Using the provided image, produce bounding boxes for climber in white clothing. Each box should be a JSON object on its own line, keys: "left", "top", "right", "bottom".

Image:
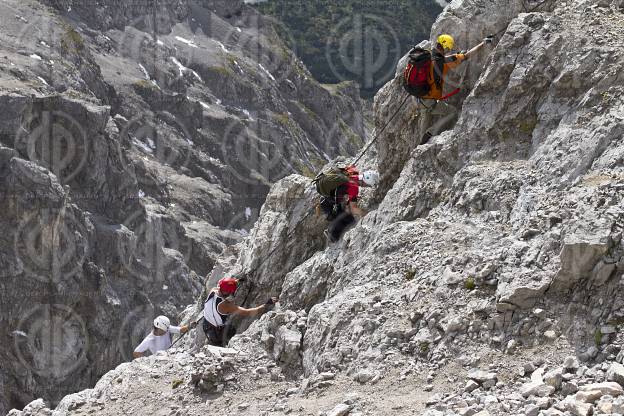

{"left": 132, "top": 315, "right": 193, "bottom": 358}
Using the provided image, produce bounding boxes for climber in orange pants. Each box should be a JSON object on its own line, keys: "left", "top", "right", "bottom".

{"left": 403, "top": 33, "right": 494, "bottom": 144}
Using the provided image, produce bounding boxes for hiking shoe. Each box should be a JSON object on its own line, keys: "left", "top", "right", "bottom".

{"left": 420, "top": 131, "right": 433, "bottom": 145}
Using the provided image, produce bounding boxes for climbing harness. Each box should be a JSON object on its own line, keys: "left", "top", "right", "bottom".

{"left": 441, "top": 88, "right": 461, "bottom": 100}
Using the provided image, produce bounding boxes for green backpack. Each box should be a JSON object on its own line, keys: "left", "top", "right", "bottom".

{"left": 313, "top": 167, "right": 351, "bottom": 197}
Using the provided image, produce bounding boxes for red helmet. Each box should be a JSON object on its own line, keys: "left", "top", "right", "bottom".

{"left": 218, "top": 277, "right": 238, "bottom": 295}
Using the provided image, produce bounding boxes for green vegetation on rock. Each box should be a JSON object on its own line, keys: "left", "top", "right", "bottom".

{"left": 210, "top": 65, "right": 233, "bottom": 77}
{"left": 339, "top": 120, "right": 363, "bottom": 147}
{"left": 254, "top": 0, "right": 441, "bottom": 97}
{"left": 274, "top": 112, "right": 290, "bottom": 126}
{"left": 594, "top": 328, "right": 603, "bottom": 346}
{"left": 404, "top": 268, "right": 417, "bottom": 281}
{"left": 60, "top": 27, "right": 85, "bottom": 55}
{"left": 464, "top": 277, "right": 476, "bottom": 290}
{"left": 295, "top": 161, "right": 317, "bottom": 179}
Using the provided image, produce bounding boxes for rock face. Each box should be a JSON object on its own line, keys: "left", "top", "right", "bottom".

{"left": 0, "top": 0, "right": 363, "bottom": 413}
{"left": 6, "top": 0, "right": 624, "bottom": 414}
{"left": 208, "top": 0, "right": 624, "bottom": 401}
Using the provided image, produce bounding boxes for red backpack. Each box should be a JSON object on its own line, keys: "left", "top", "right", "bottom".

{"left": 402, "top": 47, "right": 444, "bottom": 97}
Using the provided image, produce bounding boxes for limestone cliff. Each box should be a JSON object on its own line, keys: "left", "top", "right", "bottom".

{"left": 7, "top": 0, "right": 624, "bottom": 415}
{"left": 0, "top": 0, "right": 363, "bottom": 412}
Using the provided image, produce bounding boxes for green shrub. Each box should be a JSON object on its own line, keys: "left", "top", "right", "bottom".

{"left": 132, "top": 80, "right": 158, "bottom": 93}
{"left": 254, "top": 0, "right": 442, "bottom": 97}
{"left": 518, "top": 116, "right": 537, "bottom": 134}
{"left": 274, "top": 112, "right": 290, "bottom": 126}
{"left": 210, "top": 66, "right": 232, "bottom": 77}
{"left": 339, "top": 120, "right": 363, "bottom": 147}
{"left": 404, "top": 268, "right": 417, "bottom": 281}
{"left": 60, "top": 27, "right": 85, "bottom": 54}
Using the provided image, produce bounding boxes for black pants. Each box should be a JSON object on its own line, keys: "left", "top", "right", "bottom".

{"left": 320, "top": 198, "right": 356, "bottom": 241}
{"left": 202, "top": 318, "right": 236, "bottom": 347}
{"left": 202, "top": 318, "right": 225, "bottom": 347}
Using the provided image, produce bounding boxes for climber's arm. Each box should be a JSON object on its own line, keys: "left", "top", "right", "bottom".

{"left": 218, "top": 298, "right": 278, "bottom": 317}
{"left": 446, "top": 36, "right": 494, "bottom": 69}
{"left": 132, "top": 336, "right": 150, "bottom": 359}
{"left": 464, "top": 42, "right": 486, "bottom": 59}
{"left": 465, "top": 36, "right": 494, "bottom": 60}
{"left": 444, "top": 53, "right": 467, "bottom": 70}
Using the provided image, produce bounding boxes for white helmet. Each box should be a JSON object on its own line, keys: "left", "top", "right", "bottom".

{"left": 359, "top": 170, "right": 380, "bottom": 187}
{"left": 153, "top": 315, "right": 170, "bottom": 332}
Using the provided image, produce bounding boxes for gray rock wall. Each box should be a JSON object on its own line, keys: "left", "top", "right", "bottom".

{"left": 5, "top": 0, "right": 624, "bottom": 414}
{"left": 0, "top": 0, "right": 364, "bottom": 412}
{"left": 215, "top": 0, "right": 624, "bottom": 385}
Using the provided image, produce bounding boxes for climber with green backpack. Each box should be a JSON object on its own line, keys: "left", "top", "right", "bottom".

{"left": 313, "top": 165, "right": 380, "bottom": 243}
{"left": 403, "top": 33, "right": 495, "bottom": 144}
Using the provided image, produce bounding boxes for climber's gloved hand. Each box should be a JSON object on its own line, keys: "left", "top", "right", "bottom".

{"left": 484, "top": 35, "right": 495, "bottom": 44}
{"left": 189, "top": 320, "right": 199, "bottom": 329}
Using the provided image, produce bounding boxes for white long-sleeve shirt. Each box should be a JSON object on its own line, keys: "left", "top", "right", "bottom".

{"left": 134, "top": 326, "right": 181, "bottom": 355}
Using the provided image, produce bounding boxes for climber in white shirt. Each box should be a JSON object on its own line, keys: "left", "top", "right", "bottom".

{"left": 132, "top": 315, "right": 192, "bottom": 358}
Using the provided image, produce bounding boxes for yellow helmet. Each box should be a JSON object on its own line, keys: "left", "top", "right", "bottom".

{"left": 437, "top": 34, "right": 455, "bottom": 51}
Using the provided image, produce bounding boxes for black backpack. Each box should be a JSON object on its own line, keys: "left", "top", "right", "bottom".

{"left": 313, "top": 167, "right": 357, "bottom": 220}
{"left": 312, "top": 167, "right": 353, "bottom": 197}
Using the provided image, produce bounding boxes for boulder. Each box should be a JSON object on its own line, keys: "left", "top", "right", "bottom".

{"left": 613, "top": 396, "right": 624, "bottom": 413}
{"left": 578, "top": 382, "right": 624, "bottom": 397}
{"left": 465, "top": 380, "right": 480, "bottom": 393}
{"left": 273, "top": 326, "right": 302, "bottom": 369}
{"left": 544, "top": 368, "right": 563, "bottom": 390}
{"left": 327, "top": 404, "right": 353, "bottom": 416}
{"left": 562, "top": 396, "right": 594, "bottom": 416}
{"left": 607, "top": 363, "right": 624, "bottom": 386}
{"left": 564, "top": 356, "right": 580, "bottom": 372}
{"left": 575, "top": 390, "right": 604, "bottom": 403}
{"left": 554, "top": 227, "right": 611, "bottom": 288}
{"left": 467, "top": 369, "right": 498, "bottom": 385}
{"left": 521, "top": 381, "right": 555, "bottom": 398}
